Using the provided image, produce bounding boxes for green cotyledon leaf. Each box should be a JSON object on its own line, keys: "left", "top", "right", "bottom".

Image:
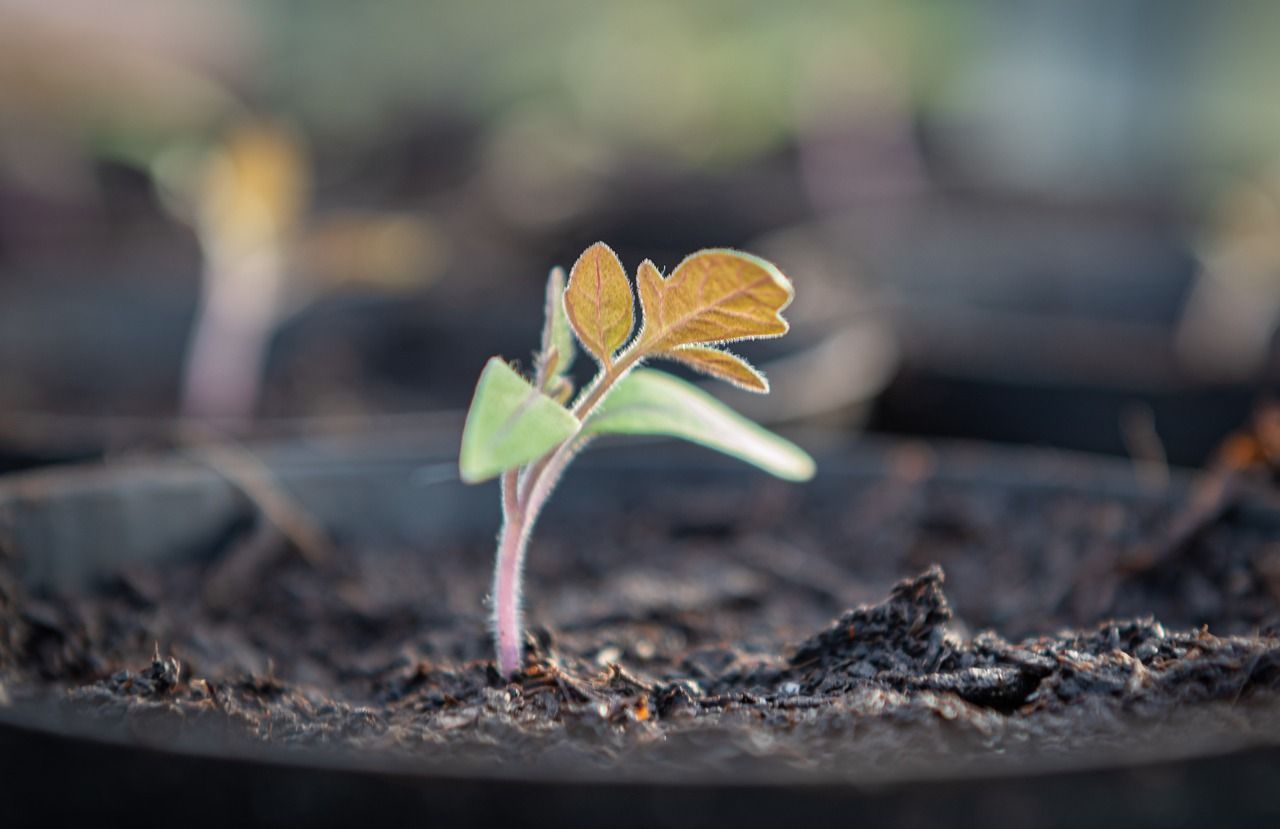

{"left": 582, "top": 368, "right": 815, "bottom": 481}
{"left": 459, "top": 357, "right": 580, "bottom": 483}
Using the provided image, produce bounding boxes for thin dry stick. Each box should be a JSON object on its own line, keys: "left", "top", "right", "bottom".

{"left": 1120, "top": 403, "right": 1170, "bottom": 491}
{"left": 181, "top": 426, "right": 337, "bottom": 570}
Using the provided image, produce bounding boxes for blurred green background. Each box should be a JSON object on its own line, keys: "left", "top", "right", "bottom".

{"left": 2, "top": 0, "right": 1279, "bottom": 467}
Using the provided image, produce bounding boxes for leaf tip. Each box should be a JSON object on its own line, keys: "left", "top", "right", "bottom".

{"left": 457, "top": 456, "right": 488, "bottom": 485}
{"left": 580, "top": 240, "right": 616, "bottom": 259}
{"left": 457, "top": 437, "right": 493, "bottom": 484}
{"left": 780, "top": 448, "right": 817, "bottom": 482}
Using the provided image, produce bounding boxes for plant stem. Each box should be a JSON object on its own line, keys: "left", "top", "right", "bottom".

{"left": 515, "top": 346, "right": 642, "bottom": 506}
{"left": 181, "top": 241, "right": 285, "bottom": 421}
{"left": 492, "top": 516, "right": 530, "bottom": 677}
{"left": 491, "top": 346, "right": 644, "bottom": 677}
{"left": 493, "top": 469, "right": 527, "bottom": 677}
{"left": 570, "top": 346, "right": 643, "bottom": 420}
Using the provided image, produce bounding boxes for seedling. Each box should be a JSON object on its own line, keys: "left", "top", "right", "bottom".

{"left": 459, "top": 242, "right": 815, "bottom": 677}
{"left": 158, "top": 118, "right": 441, "bottom": 421}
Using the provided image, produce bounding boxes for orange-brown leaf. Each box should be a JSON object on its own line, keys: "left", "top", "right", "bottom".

{"left": 636, "top": 250, "right": 793, "bottom": 353}
{"left": 565, "top": 242, "right": 635, "bottom": 366}
{"left": 662, "top": 346, "right": 768, "bottom": 393}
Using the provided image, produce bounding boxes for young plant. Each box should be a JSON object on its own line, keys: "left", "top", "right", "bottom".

{"left": 459, "top": 242, "right": 816, "bottom": 677}
{"left": 160, "top": 118, "right": 441, "bottom": 421}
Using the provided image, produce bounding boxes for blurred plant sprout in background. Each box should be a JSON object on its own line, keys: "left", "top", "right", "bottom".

{"left": 167, "top": 120, "right": 308, "bottom": 420}
{"left": 156, "top": 120, "right": 443, "bottom": 420}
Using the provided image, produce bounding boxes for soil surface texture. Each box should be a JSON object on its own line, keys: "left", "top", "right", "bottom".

{"left": 3, "top": 446, "right": 1280, "bottom": 779}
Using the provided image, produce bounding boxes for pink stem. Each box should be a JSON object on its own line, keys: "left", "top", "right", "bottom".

{"left": 492, "top": 509, "right": 529, "bottom": 678}
{"left": 491, "top": 344, "right": 644, "bottom": 677}
{"left": 493, "top": 469, "right": 527, "bottom": 677}
{"left": 181, "top": 242, "right": 285, "bottom": 421}
{"left": 180, "top": 299, "right": 270, "bottom": 421}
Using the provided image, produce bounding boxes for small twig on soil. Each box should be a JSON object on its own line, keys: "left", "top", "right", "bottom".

{"left": 1124, "top": 469, "right": 1244, "bottom": 576}
{"left": 1120, "top": 403, "right": 1170, "bottom": 491}
{"left": 178, "top": 426, "right": 338, "bottom": 609}
{"left": 1065, "top": 401, "right": 1280, "bottom": 622}
{"left": 181, "top": 427, "right": 337, "bottom": 570}
{"left": 199, "top": 518, "right": 293, "bottom": 609}
{"left": 1067, "top": 468, "right": 1244, "bottom": 622}
{"left": 1119, "top": 400, "right": 1280, "bottom": 583}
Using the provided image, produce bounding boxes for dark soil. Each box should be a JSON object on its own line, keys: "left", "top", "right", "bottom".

{"left": 2, "top": 445, "right": 1280, "bottom": 780}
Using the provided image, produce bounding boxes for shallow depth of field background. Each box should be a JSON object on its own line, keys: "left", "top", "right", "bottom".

{"left": 2, "top": 0, "right": 1279, "bottom": 469}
